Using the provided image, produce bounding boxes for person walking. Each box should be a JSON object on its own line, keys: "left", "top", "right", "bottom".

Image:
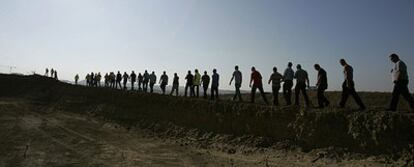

{"left": 54, "top": 70, "right": 58, "bottom": 80}
{"left": 138, "top": 73, "right": 143, "bottom": 91}
{"left": 387, "top": 53, "right": 414, "bottom": 112}
{"left": 159, "top": 71, "right": 169, "bottom": 95}
{"left": 184, "top": 70, "right": 194, "bottom": 97}
{"left": 51, "top": 68, "right": 55, "bottom": 78}
{"left": 170, "top": 73, "right": 179, "bottom": 96}
{"left": 339, "top": 59, "right": 366, "bottom": 110}
{"left": 96, "top": 72, "right": 102, "bottom": 87}
{"left": 314, "top": 64, "right": 330, "bottom": 108}
{"left": 116, "top": 71, "right": 122, "bottom": 89}
{"left": 211, "top": 69, "right": 219, "bottom": 100}
{"left": 201, "top": 71, "right": 210, "bottom": 99}
{"left": 104, "top": 73, "right": 109, "bottom": 87}
{"left": 130, "top": 71, "right": 137, "bottom": 90}
{"left": 123, "top": 72, "right": 129, "bottom": 90}
{"left": 75, "top": 74, "right": 79, "bottom": 85}
{"left": 283, "top": 62, "right": 294, "bottom": 105}
{"left": 294, "top": 64, "right": 310, "bottom": 107}
{"left": 250, "top": 67, "right": 268, "bottom": 104}
{"left": 45, "top": 68, "right": 49, "bottom": 77}
{"left": 193, "top": 69, "right": 201, "bottom": 97}
{"left": 268, "top": 67, "right": 283, "bottom": 106}
{"left": 143, "top": 70, "right": 150, "bottom": 92}
{"left": 149, "top": 71, "right": 157, "bottom": 93}
{"left": 229, "top": 65, "right": 243, "bottom": 102}
{"left": 110, "top": 72, "right": 116, "bottom": 88}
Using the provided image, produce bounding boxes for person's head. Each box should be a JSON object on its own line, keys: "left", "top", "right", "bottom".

{"left": 195, "top": 69, "right": 198, "bottom": 73}
{"left": 251, "top": 66, "right": 256, "bottom": 72}
{"left": 132, "top": 71, "right": 135, "bottom": 73}
{"left": 273, "top": 67, "right": 277, "bottom": 73}
{"left": 152, "top": 71, "right": 155, "bottom": 74}
{"left": 145, "top": 70, "right": 148, "bottom": 73}
{"left": 296, "top": 64, "right": 302, "bottom": 70}
{"left": 174, "top": 73, "right": 177, "bottom": 76}
{"left": 117, "top": 71, "right": 120, "bottom": 73}
{"left": 314, "top": 64, "right": 321, "bottom": 71}
{"left": 213, "top": 69, "right": 217, "bottom": 74}
{"left": 188, "top": 70, "right": 191, "bottom": 74}
{"left": 204, "top": 71, "right": 207, "bottom": 75}
{"left": 339, "top": 59, "right": 347, "bottom": 66}
{"left": 235, "top": 65, "right": 239, "bottom": 70}
{"left": 288, "top": 62, "right": 293, "bottom": 68}
{"left": 389, "top": 53, "right": 400, "bottom": 63}
{"left": 163, "top": 71, "right": 166, "bottom": 75}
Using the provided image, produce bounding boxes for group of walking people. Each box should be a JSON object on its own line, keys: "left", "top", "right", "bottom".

{"left": 44, "top": 68, "right": 58, "bottom": 80}
{"left": 73, "top": 53, "right": 414, "bottom": 112}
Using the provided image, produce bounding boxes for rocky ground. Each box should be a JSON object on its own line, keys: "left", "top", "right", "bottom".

{"left": 0, "top": 98, "right": 411, "bottom": 167}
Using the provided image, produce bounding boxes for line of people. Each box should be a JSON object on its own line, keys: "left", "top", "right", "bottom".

{"left": 73, "top": 53, "right": 414, "bottom": 112}
{"left": 44, "top": 68, "right": 58, "bottom": 80}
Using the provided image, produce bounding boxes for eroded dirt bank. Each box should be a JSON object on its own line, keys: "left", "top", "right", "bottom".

{"left": 1, "top": 74, "right": 413, "bottom": 166}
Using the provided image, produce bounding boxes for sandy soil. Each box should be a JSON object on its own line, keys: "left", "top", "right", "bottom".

{"left": 0, "top": 99, "right": 405, "bottom": 167}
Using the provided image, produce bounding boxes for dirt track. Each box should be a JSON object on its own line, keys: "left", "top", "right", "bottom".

{"left": 0, "top": 99, "right": 407, "bottom": 167}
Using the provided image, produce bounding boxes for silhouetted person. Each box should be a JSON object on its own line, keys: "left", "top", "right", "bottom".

{"left": 184, "top": 71, "right": 194, "bottom": 97}
{"left": 45, "top": 68, "right": 49, "bottom": 77}
{"left": 230, "top": 65, "right": 243, "bottom": 101}
{"left": 193, "top": 69, "right": 201, "bottom": 97}
{"left": 314, "top": 64, "right": 330, "bottom": 108}
{"left": 170, "top": 73, "right": 179, "bottom": 96}
{"left": 339, "top": 59, "right": 366, "bottom": 110}
{"left": 75, "top": 74, "right": 79, "bottom": 85}
{"left": 116, "top": 71, "right": 122, "bottom": 89}
{"left": 86, "top": 74, "right": 91, "bottom": 86}
{"left": 123, "top": 72, "right": 129, "bottom": 90}
{"left": 149, "top": 71, "right": 157, "bottom": 93}
{"left": 54, "top": 70, "right": 58, "bottom": 80}
{"left": 250, "top": 67, "right": 268, "bottom": 104}
{"left": 294, "top": 64, "right": 310, "bottom": 107}
{"left": 211, "top": 69, "right": 219, "bottom": 100}
{"left": 130, "top": 71, "right": 137, "bottom": 90}
{"left": 51, "top": 68, "right": 54, "bottom": 78}
{"left": 201, "top": 71, "right": 210, "bottom": 99}
{"left": 160, "top": 71, "right": 168, "bottom": 95}
{"left": 387, "top": 54, "right": 414, "bottom": 112}
{"left": 143, "top": 70, "right": 150, "bottom": 92}
{"left": 268, "top": 67, "right": 283, "bottom": 106}
{"left": 138, "top": 73, "right": 143, "bottom": 91}
{"left": 110, "top": 72, "right": 116, "bottom": 88}
{"left": 96, "top": 73, "right": 102, "bottom": 87}
{"left": 104, "top": 73, "right": 109, "bottom": 87}
{"left": 283, "top": 62, "right": 294, "bottom": 105}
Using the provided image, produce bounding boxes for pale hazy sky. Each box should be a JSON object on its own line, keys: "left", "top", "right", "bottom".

{"left": 0, "top": 0, "right": 413, "bottom": 91}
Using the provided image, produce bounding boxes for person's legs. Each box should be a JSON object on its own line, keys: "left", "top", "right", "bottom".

{"left": 236, "top": 84, "right": 242, "bottom": 101}
{"left": 213, "top": 87, "right": 218, "bottom": 100}
{"left": 251, "top": 86, "right": 257, "bottom": 103}
{"left": 190, "top": 85, "right": 195, "bottom": 97}
{"left": 203, "top": 86, "right": 208, "bottom": 99}
{"left": 317, "top": 88, "right": 325, "bottom": 108}
{"left": 185, "top": 84, "right": 189, "bottom": 97}
{"left": 195, "top": 85, "right": 199, "bottom": 97}
{"left": 339, "top": 81, "right": 349, "bottom": 107}
{"left": 398, "top": 81, "right": 414, "bottom": 110}
{"left": 349, "top": 86, "right": 365, "bottom": 109}
{"left": 272, "top": 86, "right": 279, "bottom": 105}
{"left": 211, "top": 87, "right": 215, "bottom": 100}
{"left": 258, "top": 85, "right": 268, "bottom": 104}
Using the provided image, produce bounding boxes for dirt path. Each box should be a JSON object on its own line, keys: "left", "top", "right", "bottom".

{"left": 0, "top": 99, "right": 402, "bottom": 167}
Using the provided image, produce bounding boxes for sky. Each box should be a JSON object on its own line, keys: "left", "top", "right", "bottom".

{"left": 0, "top": 0, "right": 413, "bottom": 92}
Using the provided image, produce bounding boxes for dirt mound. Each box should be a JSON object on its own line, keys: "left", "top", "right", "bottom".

{"left": 1, "top": 74, "right": 414, "bottom": 162}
